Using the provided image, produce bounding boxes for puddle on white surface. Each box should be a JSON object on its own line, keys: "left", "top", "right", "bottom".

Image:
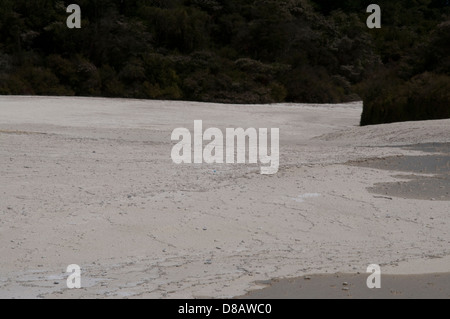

{"left": 292, "top": 193, "right": 321, "bottom": 203}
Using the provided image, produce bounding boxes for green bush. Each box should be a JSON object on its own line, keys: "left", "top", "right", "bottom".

{"left": 359, "top": 72, "right": 450, "bottom": 126}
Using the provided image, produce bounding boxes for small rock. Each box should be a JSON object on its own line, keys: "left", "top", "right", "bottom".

{"left": 304, "top": 276, "right": 311, "bottom": 280}
{"left": 203, "top": 227, "right": 207, "bottom": 231}
{"left": 343, "top": 282, "right": 349, "bottom": 286}
{"left": 53, "top": 282, "right": 59, "bottom": 285}
{"left": 204, "top": 260, "right": 212, "bottom": 265}
{"left": 342, "top": 287, "right": 349, "bottom": 291}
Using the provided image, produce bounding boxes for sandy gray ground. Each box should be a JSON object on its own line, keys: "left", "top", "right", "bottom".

{"left": 0, "top": 96, "right": 449, "bottom": 299}
{"left": 242, "top": 143, "right": 450, "bottom": 299}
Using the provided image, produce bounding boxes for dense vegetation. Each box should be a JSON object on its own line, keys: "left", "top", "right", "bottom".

{"left": 0, "top": 0, "right": 449, "bottom": 125}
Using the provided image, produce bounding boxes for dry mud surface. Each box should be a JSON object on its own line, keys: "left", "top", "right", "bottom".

{"left": 0, "top": 96, "right": 449, "bottom": 298}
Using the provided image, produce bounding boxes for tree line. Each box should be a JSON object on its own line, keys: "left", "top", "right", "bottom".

{"left": 0, "top": 0, "right": 449, "bottom": 125}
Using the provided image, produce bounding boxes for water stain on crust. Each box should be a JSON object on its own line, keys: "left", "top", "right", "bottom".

{"left": 349, "top": 143, "right": 450, "bottom": 201}
{"left": 240, "top": 273, "right": 450, "bottom": 299}
{"left": 0, "top": 129, "right": 48, "bottom": 136}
